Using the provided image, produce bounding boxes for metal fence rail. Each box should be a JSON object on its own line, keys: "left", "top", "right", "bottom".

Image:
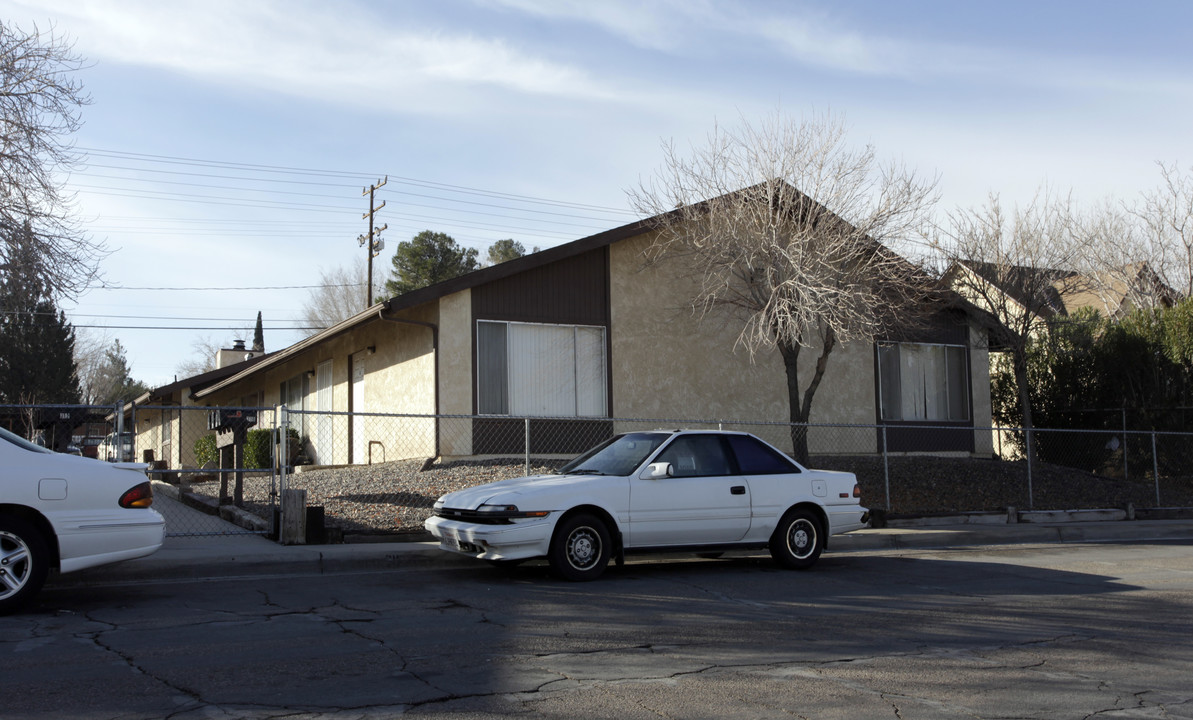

{"left": 6, "top": 403, "right": 1192, "bottom": 538}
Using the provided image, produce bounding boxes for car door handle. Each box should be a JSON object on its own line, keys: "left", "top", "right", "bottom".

{"left": 730, "top": 485, "right": 746, "bottom": 495}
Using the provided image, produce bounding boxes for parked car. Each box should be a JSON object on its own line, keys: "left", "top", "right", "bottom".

{"left": 98, "top": 431, "right": 134, "bottom": 462}
{"left": 0, "top": 426, "right": 165, "bottom": 614}
{"left": 425, "top": 430, "right": 869, "bottom": 581}
{"left": 80, "top": 435, "right": 104, "bottom": 459}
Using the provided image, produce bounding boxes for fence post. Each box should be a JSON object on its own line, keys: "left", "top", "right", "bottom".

{"left": 1026, "top": 428, "right": 1034, "bottom": 510}
{"left": 881, "top": 425, "right": 891, "bottom": 511}
{"left": 524, "top": 417, "right": 531, "bottom": 475}
{"left": 1122, "top": 409, "right": 1129, "bottom": 482}
{"left": 1152, "top": 432, "right": 1160, "bottom": 507}
{"left": 276, "top": 405, "right": 287, "bottom": 536}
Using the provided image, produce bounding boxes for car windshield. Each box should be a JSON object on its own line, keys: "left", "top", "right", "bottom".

{"left": 557, "top": 432, "right": 670, "bottom": 477}
{"left": 0, "top": 426, "right": 54, "bottom": 454}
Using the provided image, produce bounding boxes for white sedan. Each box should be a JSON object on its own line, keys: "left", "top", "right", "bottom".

{"left": 425, "top": 430, "right": 869, "bottom": 580}
{"left": 1, "top": 426, "right": 165, "bottom": 614}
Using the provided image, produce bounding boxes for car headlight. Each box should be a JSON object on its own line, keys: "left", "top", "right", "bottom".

{"left": 477, "top": 504, "right": 550, "bottom": 519}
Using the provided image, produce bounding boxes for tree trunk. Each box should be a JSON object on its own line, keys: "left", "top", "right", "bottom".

{"left": 1012, "top": 346, "right": 1036, "bottom": 463}
{"left": 778, "top": 342, "right": 809, "bottom": 464}
{"left": 778, "top": 328, "right": 836, "bottom": 466}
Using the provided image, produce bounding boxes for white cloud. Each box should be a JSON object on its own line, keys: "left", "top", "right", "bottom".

{"left": 9, "top": 0, "right": 627, "bottom": 114}
{"left": 491, "top": 0, "right": 1193, "bottom": 99}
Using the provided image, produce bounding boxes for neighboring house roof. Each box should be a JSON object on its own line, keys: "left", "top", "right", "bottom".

{"left": 947, "top": 259, "right": 1179, "bottom": 322}
{"left": 129, "top": 352, "right": 274, "bottom": 408}
{"left": 1059, "top": 262, "right": 1180, "bottom": 318}
{"left": 951, "top": 260, "right": 1075, "bottom": 319}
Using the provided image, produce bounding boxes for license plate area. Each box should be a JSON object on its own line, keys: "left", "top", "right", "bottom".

{"left": 445, "top": 535, "right": 483, "bottom": 554}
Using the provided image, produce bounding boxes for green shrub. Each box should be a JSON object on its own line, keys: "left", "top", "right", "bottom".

{"left": 194, "top": 434, "right": 217, "bottom": 467}
{"left": 244, "top": 428, "right": 273, "bottom": 469}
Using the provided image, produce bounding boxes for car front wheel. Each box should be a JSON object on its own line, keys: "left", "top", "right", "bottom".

{"left": 548, "top": 513, "right": 611, "bottom": 582}
{"left": 770, "top": 508, "right": 823, "bottom": 570}
{"left": 0, "top": 515, "right": 51, "bottom": 615}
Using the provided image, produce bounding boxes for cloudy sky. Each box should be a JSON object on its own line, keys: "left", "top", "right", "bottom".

{"left": 4, "top": 0, "right": 1192, "bottom": 387}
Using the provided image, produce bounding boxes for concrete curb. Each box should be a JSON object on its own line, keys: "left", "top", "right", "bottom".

{"left": 53, "top": 516, "right": 1193, "bottom": 589}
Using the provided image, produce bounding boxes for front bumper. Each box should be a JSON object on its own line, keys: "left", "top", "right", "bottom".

{"left": 424, "top": 514, "right": 555, "bottom": 562}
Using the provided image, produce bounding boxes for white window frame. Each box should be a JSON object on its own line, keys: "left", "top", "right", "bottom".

{"left": 477, "top": 319, "right": 608, "bottom": 418}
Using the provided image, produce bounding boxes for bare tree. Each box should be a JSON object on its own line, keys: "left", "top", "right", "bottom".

{"left": 1132, "top": 161, "right": 1193, "bottom": 298}
{"left": 176, "top": 335, "right": 221, "bottom": 378}
{"left": 935, "top": 189, "right": 1087, "bottom": 449}
{"left": 74, "top": 327, "right": 112, "bottom": 405}
{"left": 1072, "top": 200, "right": 1176, "bottom": 316}
{"left": 627, "top": 112, "right": 940, "bottom": 462}
{"left": 300, "top": 258, "right": 376, "bottom": 336}
{"left": 0, "top": 21, "right": 106, "bottom": 298}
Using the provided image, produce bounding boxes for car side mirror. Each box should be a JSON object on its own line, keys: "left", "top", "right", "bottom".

{"left": 641, "top": 462, "right": 673, "bottom": 479}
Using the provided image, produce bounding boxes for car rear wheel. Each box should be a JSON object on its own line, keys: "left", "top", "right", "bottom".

{"left": 0, "top": 515, "right": 50, "bottom": 615}
{"left": 548, "top": 513, "right": 611, "bottom": 582}
{"left": 769, "top": 508, "right": 823, "bottom": 570}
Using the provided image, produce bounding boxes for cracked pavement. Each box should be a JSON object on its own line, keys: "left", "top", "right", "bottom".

{"left": 2, "top": 542, "right": 1192, "bottom": 718}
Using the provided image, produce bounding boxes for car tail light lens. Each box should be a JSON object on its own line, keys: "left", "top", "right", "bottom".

{"left": 119, "top": 481, "right": 154, "bottom": 509}
{"left": 853, "top": 484, "right": 862, "bottom": 499}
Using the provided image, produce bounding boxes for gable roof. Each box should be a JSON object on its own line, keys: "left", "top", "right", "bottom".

{"left": 192, "top": 181, "right": 972, "bottom": 400}
{"left": 948, "top": 259, "right": 1179, "bottom": 321}
{"left": 192, "top": 215, "right": 657, "bottom": 401}
{"left": 951, "top": 260, "right": 1075, "bottom": 319}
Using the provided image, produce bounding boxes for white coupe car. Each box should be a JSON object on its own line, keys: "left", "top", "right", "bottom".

{"left": 425, "top": 430, "right": 869, "bottom": 581}
{"left": 1, "top": 427, "right": 166, "bottom": 614}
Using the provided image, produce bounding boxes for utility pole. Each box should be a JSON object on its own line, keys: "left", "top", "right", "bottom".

{"left": 358, "top": 177, "right": 388, "bottom": 307}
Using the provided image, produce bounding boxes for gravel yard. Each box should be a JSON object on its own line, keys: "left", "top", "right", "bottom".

{"left": 180, "top": 452, "right": 1193, "bottom": 540}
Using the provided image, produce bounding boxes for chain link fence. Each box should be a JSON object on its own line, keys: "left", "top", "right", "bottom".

{"left": 6, "top": 403, "right": 1193, "bottom": 539}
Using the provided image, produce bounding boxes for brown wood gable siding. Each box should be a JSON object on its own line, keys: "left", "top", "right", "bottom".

{"left": 470, "top": 247, "right": 614, "bottom": 454}
{"left": 470, "top": 246, "right": 610, "bottom": 325}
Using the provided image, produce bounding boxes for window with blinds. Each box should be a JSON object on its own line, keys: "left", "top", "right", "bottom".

{"left": 477, "top": 320, "right": 607, "bottom": 418}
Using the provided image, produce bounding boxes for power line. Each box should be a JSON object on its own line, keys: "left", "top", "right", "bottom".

{"left": 71, "top": 324, "right": 326, "bottom": 331}
{"left": 90, "top": 282, "right": 361, "bottom": 291}
{"left": 76, "top": 146, "right": 635, "bottom": 215}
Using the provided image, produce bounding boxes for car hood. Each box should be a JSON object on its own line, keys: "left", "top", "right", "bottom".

{"left": 436, "top": 472, "right": 608, "bottom": 510}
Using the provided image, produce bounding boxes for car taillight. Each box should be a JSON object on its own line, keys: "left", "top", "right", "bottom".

{"left": 119, "top": 481, "right": 154, "bottom": 509}
{"left": 853, "top": 484, "right": 862, "bottom": 499}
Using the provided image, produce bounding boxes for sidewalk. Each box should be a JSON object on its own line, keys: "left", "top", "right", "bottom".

{"left": 59, "top": 504, "right": 1193, "bottom": 587}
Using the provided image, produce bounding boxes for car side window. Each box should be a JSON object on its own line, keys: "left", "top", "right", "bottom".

{"left": 655, "top": 435, "right": 733, "bottom": 477}
{"left": 726, "top": 435, "right": 799, "bottom": 474}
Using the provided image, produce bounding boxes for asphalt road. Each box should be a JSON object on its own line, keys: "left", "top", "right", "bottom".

{"left": 3, "top": 541, "right": 1192, "bottom": 719}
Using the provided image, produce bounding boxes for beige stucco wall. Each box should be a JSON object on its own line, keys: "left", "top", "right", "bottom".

{"left": 182, "top": 310, "right": 438, "bottom": 467}
{"left": 437, "top": 289, "right": 473, "bottom": 456}
{"left": 608, "top": 233, "right": 879, "bottom": 455}
{"left": 969, "top": 322, "right": 994, "bottom": 455}
{"left": 133, "top": 393, "right": 209, "bottom": 470}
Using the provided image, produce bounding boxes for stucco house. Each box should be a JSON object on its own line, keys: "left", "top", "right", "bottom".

{"left": 124, "top": 341, "right": 269, "bottom": 468}
{"left": 136, "top": 192, "right": 996, "bottom": 468}
{"left": 943, "top": 260, "right": 1179, "bottom": 329}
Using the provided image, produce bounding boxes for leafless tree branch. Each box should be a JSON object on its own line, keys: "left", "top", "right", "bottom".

{"left": 0, "top": 21, "right": 106, "bottom": 299}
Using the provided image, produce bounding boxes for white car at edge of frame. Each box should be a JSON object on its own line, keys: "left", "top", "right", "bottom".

{"left": 425, "top": 429, "right": 870, "bottom": 581}
{"left": 0, "top": 426, "right": 166, "bottom": 614}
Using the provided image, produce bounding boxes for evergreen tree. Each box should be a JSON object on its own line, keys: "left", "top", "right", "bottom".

{"left": 90, "top": 339, "right": 149, "bottom": 405}
{"left": 252, "top": 311, "right": 264, "bottom": 352}
{"left": 486, "top": 238, "right": 536, "bottom": 266}
{"left": 0, "top": 222, "right": 81, "bottom": 404}
{"left": 384, "top": 230, "right": 478, "bottom": 298}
